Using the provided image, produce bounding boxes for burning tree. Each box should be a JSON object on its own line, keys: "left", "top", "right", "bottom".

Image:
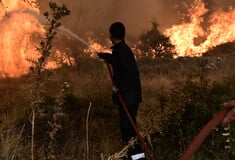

{"left": 137, "top": 21, "right": 175, "bottom": 59}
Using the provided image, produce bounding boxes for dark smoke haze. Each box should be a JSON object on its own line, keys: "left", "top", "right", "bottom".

{"left": 38, "top": 0, "right": 235, "bottom": 43}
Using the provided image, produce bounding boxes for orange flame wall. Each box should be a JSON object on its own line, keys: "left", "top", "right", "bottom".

{"left": 164, "top": 0, "right": 235, "bottom": 57}
{"left": 1, "top": 0, "right": 235, "bottom": 77}
{"left": 0, "top": 0, "right": 44, "bottom": 78}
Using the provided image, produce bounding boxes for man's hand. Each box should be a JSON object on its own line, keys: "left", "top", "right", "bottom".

{"left": 112, "top": 86, "right": 119, "bottom": 93}
{"left": 221, "top": 100, "right": 235, "bottom": 127}
{"left": 97, "top": 52, "right": 111, "bottom": 60}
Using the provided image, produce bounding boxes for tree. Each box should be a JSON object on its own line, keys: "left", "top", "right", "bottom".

{"left": 26, "top": 2, "right": 70, "bottom": 160}
{"left": 137, "top": 21, "right": 175, "bottom": 59}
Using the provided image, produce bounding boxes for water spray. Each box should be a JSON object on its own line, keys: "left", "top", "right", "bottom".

{"left": 58, "top": 26, "right": 95, "bottom": 51}
{"left": 2, "top": 9, "right": 97, "bottom": 53}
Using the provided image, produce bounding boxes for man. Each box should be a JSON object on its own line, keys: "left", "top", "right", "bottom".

{"left": 98, "top": 22, "right": 144, "bottom": 159}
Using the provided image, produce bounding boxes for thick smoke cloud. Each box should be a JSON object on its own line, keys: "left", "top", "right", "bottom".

{"left": 38, "top": 0, "right": 235, "bottom": 43}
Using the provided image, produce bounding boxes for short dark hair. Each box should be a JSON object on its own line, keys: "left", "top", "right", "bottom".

{"left": 109, "top": 22, "right": 125, "bottom": 40}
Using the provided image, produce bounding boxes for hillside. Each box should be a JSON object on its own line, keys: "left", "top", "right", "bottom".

{"left": 1, "top": 42, "right": 235, "bottom": 159}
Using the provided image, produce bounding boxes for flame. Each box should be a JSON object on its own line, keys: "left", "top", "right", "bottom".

{"left": 164, "top": 0, "right": 235, "bottom": 57}
{"left": 0, "top": 0, "right": 44, "bottom": 78}
{"left": 84, "top": 38, "right": 111, "bottom": 57}
{"left": 3, "top": 0, "right": 235, "bottom": 78}
{"left": 0, "top": 0, "right": 69, "bottom": 78}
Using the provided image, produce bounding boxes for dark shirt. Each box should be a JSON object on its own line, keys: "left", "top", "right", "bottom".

{"left": 105, "top": 40, "right": 142, "bottom": 105}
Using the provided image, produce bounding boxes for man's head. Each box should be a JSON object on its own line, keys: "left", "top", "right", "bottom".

{"left": 109, "top": 22, "right": 125, "bottom": 44}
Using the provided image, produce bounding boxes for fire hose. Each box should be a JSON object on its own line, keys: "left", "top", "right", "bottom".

{"left": 180, "top": 108, "right": 230, "bottom": 160}
{"left": 103, "top": 60, "right": 231, "bottom": 160}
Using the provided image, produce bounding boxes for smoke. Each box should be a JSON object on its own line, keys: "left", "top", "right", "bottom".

{"left": 0, "top": 0, "right": 234, "bottom": 77}
{"left": 37, "top": 0, "right": 235, "bottom": 43}
{"left": 205, "top": 0, "right": 235, "bottom": 10}
{"left": 38, "top": 0, "right": 181, "bottom": 43}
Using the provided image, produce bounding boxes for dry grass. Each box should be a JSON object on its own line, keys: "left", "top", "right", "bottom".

{"left": 1, "top": 52, "right": 235, "bottom": 159}
{"left": 0, "top": 125, "right": 26, "bottom": 160}
{"left": 142, "top": 75, "right": 173, "bottom": 104}
{"left": 0, "top": 77, "right": 28, "bottom": 130}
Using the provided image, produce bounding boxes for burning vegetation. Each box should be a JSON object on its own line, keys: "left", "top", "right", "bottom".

{"left": 1, "top": 0, "right": 235, "bottom": 160}
{"left": 164, "top": 0, "right": 235, "bottom": 57}
{"left": 1, "top": 0, "right": 235, "bottom": 77}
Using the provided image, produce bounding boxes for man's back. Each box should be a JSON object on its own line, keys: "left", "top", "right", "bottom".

{"left": 111, "top": 40, "right": 142, "bottom": 105}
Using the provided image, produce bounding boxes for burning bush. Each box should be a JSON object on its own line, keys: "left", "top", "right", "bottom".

{"left": 136, "top": 21, "right": 175, "bottom": 59}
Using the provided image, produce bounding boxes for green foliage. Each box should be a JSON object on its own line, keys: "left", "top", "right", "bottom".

{"left": 137, "top": 21, "right": 175, "bottom": 59}
{"left": 153, "top": 75, "right": 235, "bottom": 160}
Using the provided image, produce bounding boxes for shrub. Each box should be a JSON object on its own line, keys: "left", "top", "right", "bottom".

{"left": 152, "top": 75, "right": 235, "bottom": 159}
{"left": 137, "top": 21, "right": 175, "bottom": 59}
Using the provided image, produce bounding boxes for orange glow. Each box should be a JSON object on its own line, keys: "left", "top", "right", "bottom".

{"left": 0, "top": 0, "right": 45, "bottom": 78}
{"left": 164, "top": 0, "right": 235, "bottom": 57}
{"left": 84, "top": 38, "right": 111, "bottom": 57}
{"left": 0, "top": 0, "right": 67, "bottom": 78}
{"left": 2, "top": 0, "right": 235, "bottom": 78}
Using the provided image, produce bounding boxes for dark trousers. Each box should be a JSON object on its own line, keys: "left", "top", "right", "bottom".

{"left": 119, "top": 103, "right": 139, "bottom": 144}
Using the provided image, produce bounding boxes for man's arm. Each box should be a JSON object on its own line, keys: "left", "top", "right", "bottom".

{"left": 97, "top": 52, "right": 113, "bottom": 64}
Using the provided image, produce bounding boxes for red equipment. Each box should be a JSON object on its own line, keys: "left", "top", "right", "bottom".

{"left": 180, "top": 108, "right": 230, "bottom": 160}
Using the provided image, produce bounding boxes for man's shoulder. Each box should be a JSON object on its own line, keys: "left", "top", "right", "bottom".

{"left": 118, "top": 42, "right": 132, "bottom": 52}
